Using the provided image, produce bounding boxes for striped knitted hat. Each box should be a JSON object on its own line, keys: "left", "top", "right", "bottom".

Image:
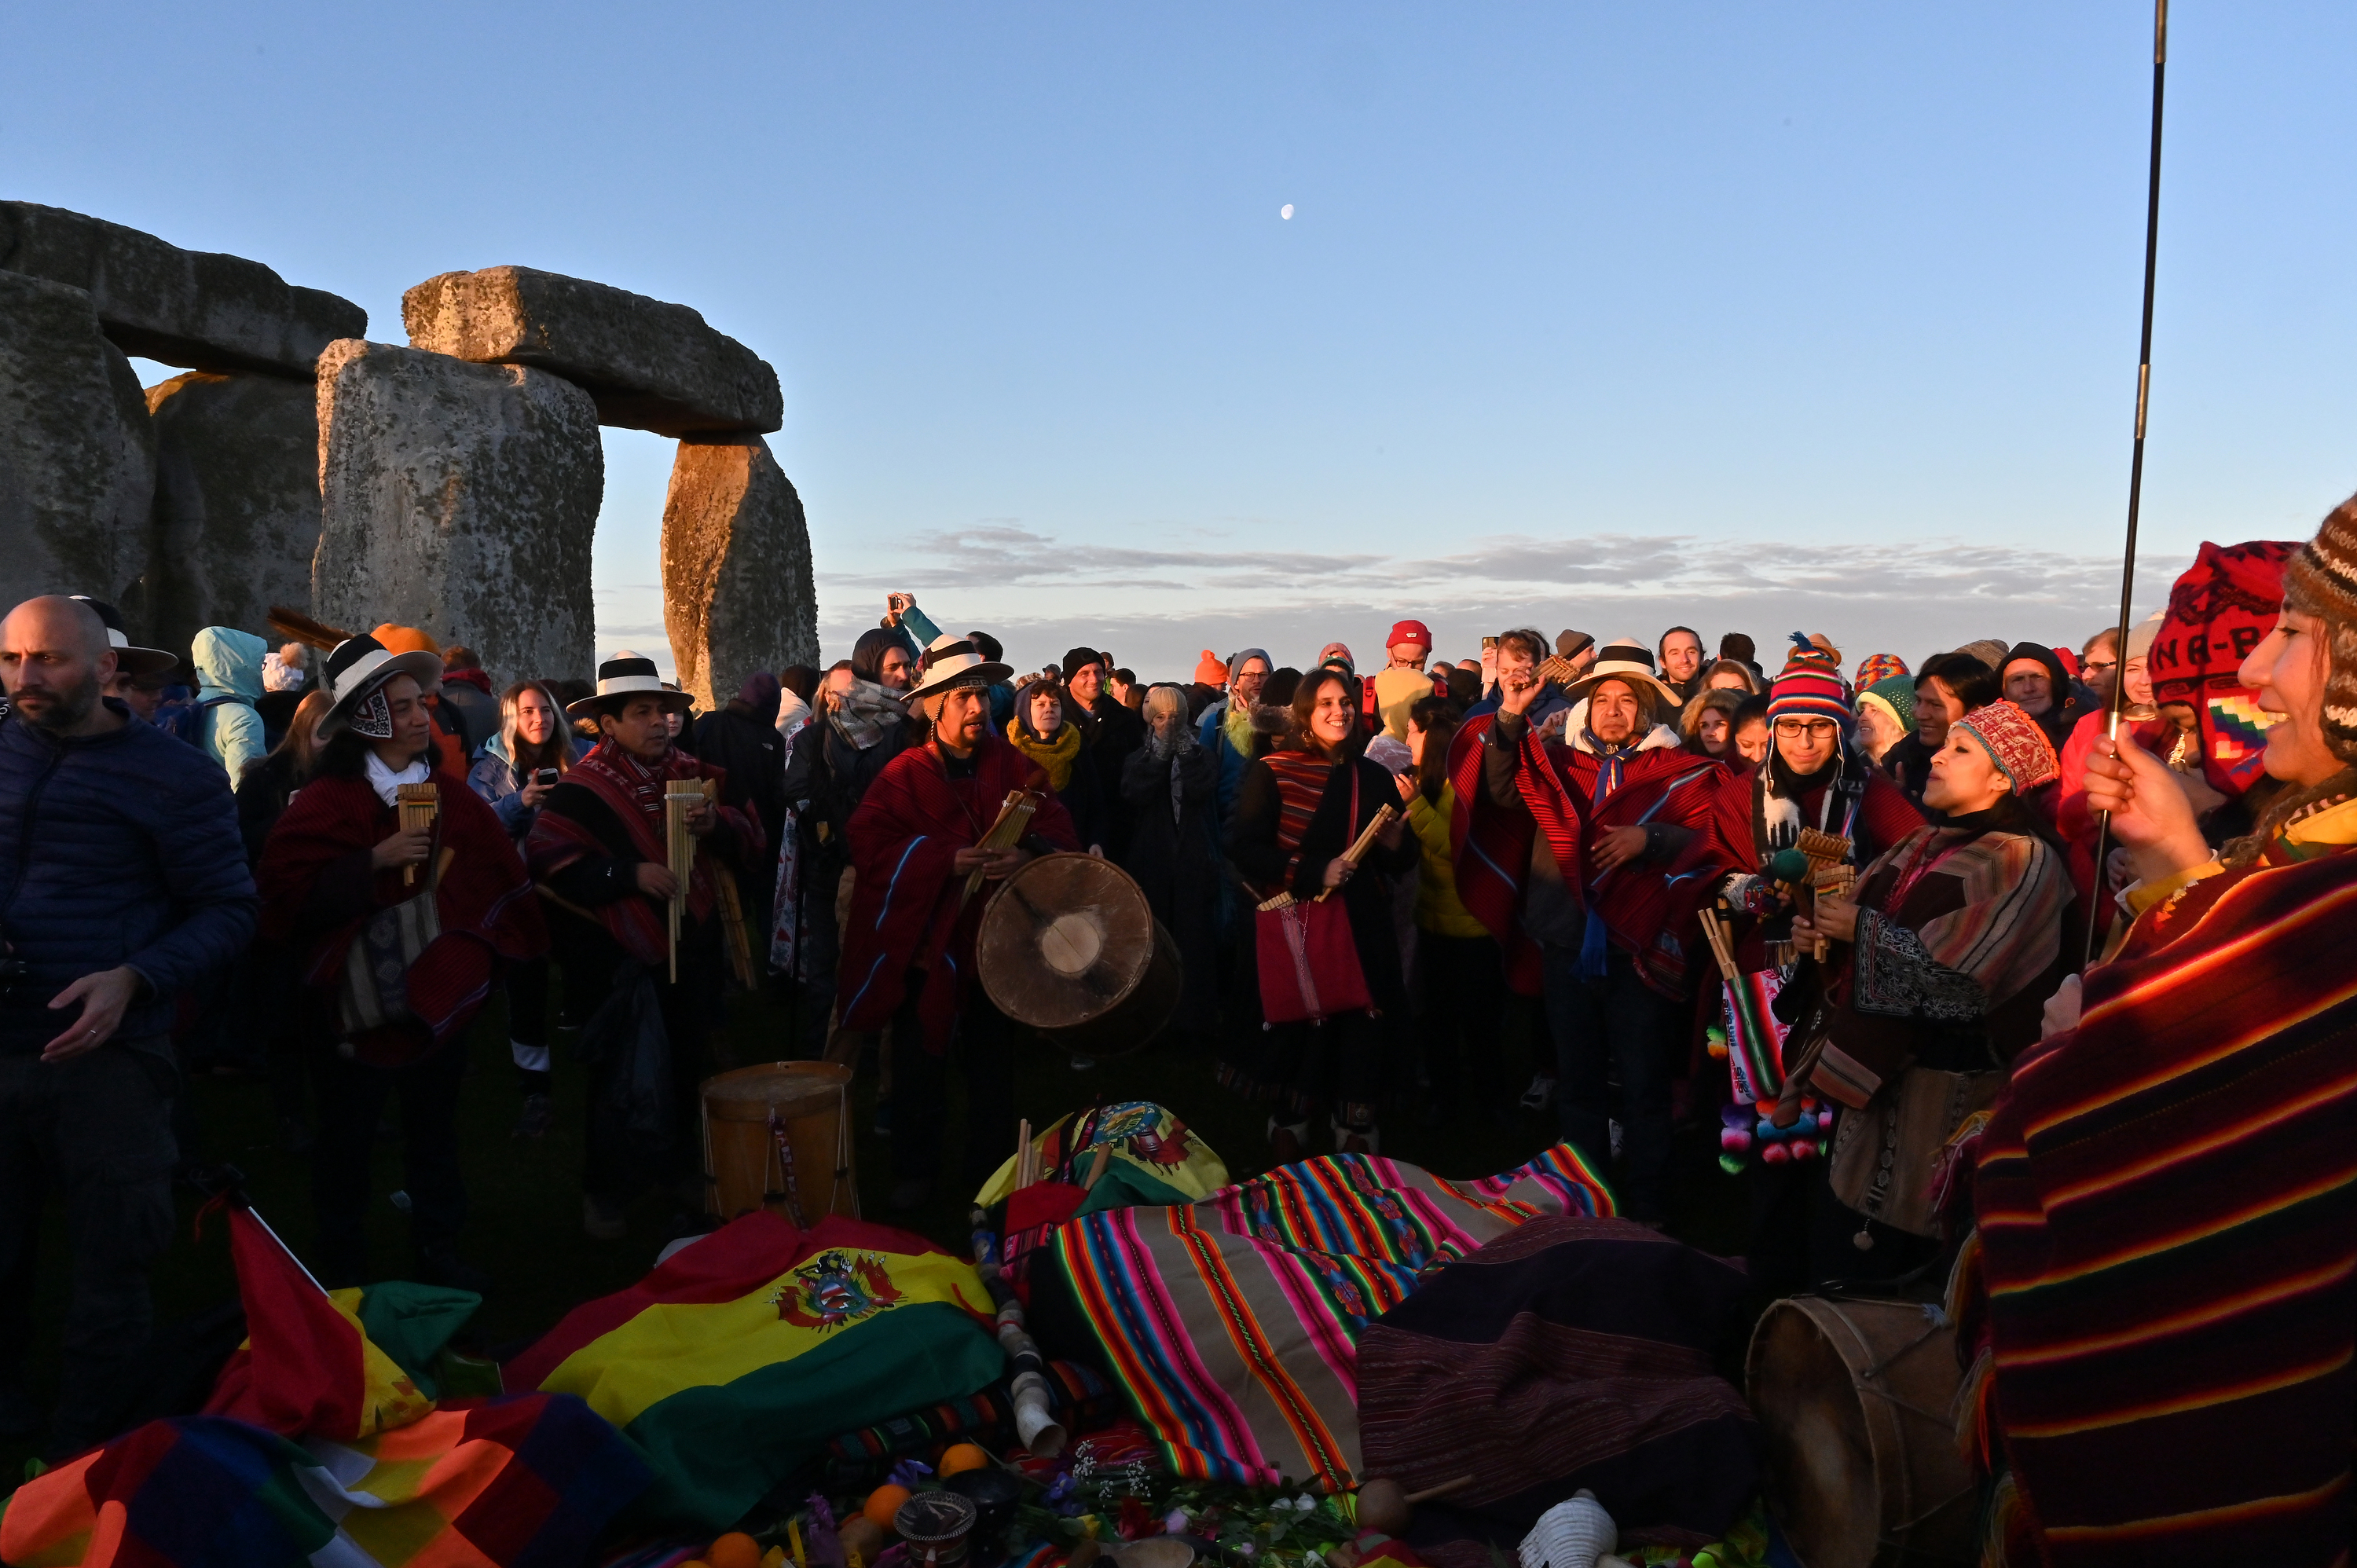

{"left": 1765, "top": 633, "right": 1851, "bottom": 726}
{"left": 1953, "top": 698, "right": 2059, "bottom": 792}
{"left": 1854, "top": 652, "right": 1908, "bottom": 691}
{"left": 2279, "top": 493, "right": 2357, "bottom": 764}
{"left": 1857, "top": 673, "right": 1918, "bottom": 736}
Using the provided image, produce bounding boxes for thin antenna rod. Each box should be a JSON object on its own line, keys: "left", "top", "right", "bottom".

{"left": 2085, "top": 0, "right": 2168, "bottom": 969}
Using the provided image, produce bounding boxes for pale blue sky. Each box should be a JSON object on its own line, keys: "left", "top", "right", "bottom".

{"left": 11, "top": 3, "right": 2352, "bottom": 679}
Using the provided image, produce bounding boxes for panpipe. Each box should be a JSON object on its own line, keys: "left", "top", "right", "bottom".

{"left": 1697, "top": 906, "right": 1741, "bottom": 982}
{"left": 1795, "top": 828, "right": 1854, "bottom": 960}
{"left": 665, "top": 782, "right": 704, "bottom": 983}
{"left": 396, "top": 782, "right": 438, "bottom": 888}
{"left": 1254, "top": 800, "right": 1398, "bottom": 911}
{"left": 960, "top": 789, "right": 1040, "bottom": 907}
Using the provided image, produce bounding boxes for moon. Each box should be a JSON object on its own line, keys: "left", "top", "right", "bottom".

{"left": 1280, "top": 203, "right": 1294, "bottom": 220}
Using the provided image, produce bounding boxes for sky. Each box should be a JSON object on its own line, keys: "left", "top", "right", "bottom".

{"left": 11, "top": 2, "right": 2355, "bottom": 680}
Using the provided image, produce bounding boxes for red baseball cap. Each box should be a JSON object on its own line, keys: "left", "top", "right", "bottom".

{"left": 1387, "top": 620, "right": 1432, "bottom": 649}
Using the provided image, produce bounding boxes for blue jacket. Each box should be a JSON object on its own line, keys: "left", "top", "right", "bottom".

{"left": 467, "top": 732, "right": 583, "bottom": 841}
{"left": 192, "top": 625, "right": 268, "bottom": 786}
{"left": 0, "top": 704, "right": 259, "bottom": 1054}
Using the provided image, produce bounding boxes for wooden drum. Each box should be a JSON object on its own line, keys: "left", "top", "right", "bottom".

{"left": 1746, "top": 1295, "right": 1976, "bottom": 1568}
{"left": 976, "top": 852, "right": 1180, "bottom": 1058}
{"left": 701, "top": 1061, "right": 859, "bottom": 1225}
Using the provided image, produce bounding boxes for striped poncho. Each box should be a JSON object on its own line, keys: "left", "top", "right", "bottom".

{"left": 1971, "top": 794, "right": 2357, "bottom": 1563}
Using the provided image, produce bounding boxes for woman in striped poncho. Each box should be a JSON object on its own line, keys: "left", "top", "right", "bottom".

{"left": 1963, "top": 496, "right": 2357, "bottom": 1565}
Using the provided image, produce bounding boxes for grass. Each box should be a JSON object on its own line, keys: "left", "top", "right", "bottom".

{"left": 4, "top": 973, "right": 1747, "bottom": 1478}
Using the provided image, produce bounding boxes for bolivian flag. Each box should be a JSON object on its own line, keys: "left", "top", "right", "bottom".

{"left": 506, "top": 1211, "right": 1003, "bottom": 1529}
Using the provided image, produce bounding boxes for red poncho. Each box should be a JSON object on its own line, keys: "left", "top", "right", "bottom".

{"left": 256, "top": 764, "right": 544, "bottom": 1058}
{"left": 838, "top": 733, "right": 1079, "bottom": 1052}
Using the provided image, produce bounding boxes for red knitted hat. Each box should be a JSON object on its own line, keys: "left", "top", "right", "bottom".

{"left": 1765, "top": 635, "right": 1849, "bottom": 726}
{"left": 1952, "top": 699, "right": 2059, "bottom": 792}
{"left": 2153, "top": 539, "right": 2300, "bottom": 794}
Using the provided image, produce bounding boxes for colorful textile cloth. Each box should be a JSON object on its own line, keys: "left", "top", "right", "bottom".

{"left": 507, "top": 1211, "right": 1003, "bottom": 1529}
{"left": 200, "top": 1208, "right": 475, "bottom": 1442}
{"left": 836, "top": 733, "right": 1080, "bottom": 1050}
{"left": 1357, "top": 1217, "right": 1758, "bottom": 1566}
{"left": 1970, "top": 796, "right": 2357, "bottom": 1563}
{"left": 1046, "top": 1145, "right": 1615, "bottom": 1492}
{"left": 526, "top": 739, "right": 760, "bottom": 966}
{"left": 0, "top": 1396, "right": 647, "bottom": 1568}
{"left": 2147, "top": 539, "right": 2299, "bottom": 797}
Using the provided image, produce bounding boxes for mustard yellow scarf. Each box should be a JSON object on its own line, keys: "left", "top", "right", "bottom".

{"left": 1006, "top": 718, "right": 1082, "bottom": 791}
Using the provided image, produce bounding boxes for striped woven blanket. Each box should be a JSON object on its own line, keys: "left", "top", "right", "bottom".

{"left": 1044, "top": 1144, "right": 1614, "bottom": 1490}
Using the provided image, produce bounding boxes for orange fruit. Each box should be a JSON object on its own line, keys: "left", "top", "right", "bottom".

{"left": 863, "top": 1483, "right": 912, "bottom": 1530}
{"left": 937, "top": 1442, "right": 991, "bottom": 1477}
{"left": 708, "top": 1534, "right": 763, "bottom": 1568}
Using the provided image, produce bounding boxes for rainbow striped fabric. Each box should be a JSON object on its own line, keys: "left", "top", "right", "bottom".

{"left": 1047, "top": 1145, "right": 1614, "bottom": 1491}
{"left": 1974, "top": 797, "right": 2357, "bottom": 1563}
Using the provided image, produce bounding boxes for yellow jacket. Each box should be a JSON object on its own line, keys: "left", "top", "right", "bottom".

{"left": 1406, "top": 783, "right": 1489, "bottom": 939}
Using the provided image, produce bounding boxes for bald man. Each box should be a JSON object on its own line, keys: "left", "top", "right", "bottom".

{"left": 0, "top": 595, "right": 257, "bottom": 1456}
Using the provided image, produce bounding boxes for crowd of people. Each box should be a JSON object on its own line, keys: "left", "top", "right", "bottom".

{"left": 6, "top": 490, "right": 2357, "bottom": 1562}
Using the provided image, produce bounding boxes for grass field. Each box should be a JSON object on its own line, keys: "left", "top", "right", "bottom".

{"left": 5, "top": 975, "right": 1748, "bottom": 1478}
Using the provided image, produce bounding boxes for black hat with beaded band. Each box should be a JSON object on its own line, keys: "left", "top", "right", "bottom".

{"left": 316, "top": 633, "right": 445, "bottom": 738}
{"left": 66, "top": 596, "right": 178, "bottom": 680}
{"left": 566, "top": 651, "right": 695, "bottom": 720}
{"left": 2280, "top": 492, "right": 2357, "bottom": 766}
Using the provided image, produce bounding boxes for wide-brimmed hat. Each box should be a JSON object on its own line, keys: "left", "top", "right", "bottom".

{"left": 566, "top": 652, "right": 693, "bottom": 719}
{"left": 908, "top": 634, "right": 1013, "bottom": 706}
{"left": 1566, "top": 636, "right": 1681, "bottom": 710}
{"left": 68, "top": 596, "right": 177, "bottom": 680}
{"left": 317, "top": 633, "right": 444, "bottom": 738}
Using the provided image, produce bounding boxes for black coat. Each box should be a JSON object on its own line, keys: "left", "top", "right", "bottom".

{"left": 1120, "top": 742, "right": 1222, "bottom": 1032}
{"left": 695, "top": 702, "right": 790, "bottom": 918}
{"left": 1075, "top": 695, "right": 1148, "bottom": 856}
{"left": 1226, "top": 749, "right": 1419, "bottom": 1009}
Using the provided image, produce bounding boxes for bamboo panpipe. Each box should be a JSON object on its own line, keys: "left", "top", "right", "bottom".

{"left": 396, "top": 782, "right": 438, "bottom": 887}
{"left": 665, "top": 783, "right": 702, "bottom": 984}
{"left": 1310, "top": 802, "right": 1398, "bottom": 904}
{"left": 960, "top": 790, "right": 1039, "bottom": 907}
{"left": 1696, "top": 907, "right": 1740, "bottom": 983}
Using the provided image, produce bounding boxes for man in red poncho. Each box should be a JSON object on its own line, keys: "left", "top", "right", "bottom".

{"left": 526, "top": 654, "right": 761, "bottom": 1240}
{"left": 839, "top": 636, "right": 1079, "bottom": 1210}
{"left": 255, "top": 633, "right": 544, "bottom": 1289}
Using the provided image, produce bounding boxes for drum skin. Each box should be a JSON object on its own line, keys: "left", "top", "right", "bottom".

{"left": 977, "top": 852, "right": 1181, "bottom": 1057}
{"left": 1746, "top": 1295, "right": 1976, "bottom": 1568}
{"left": 702, "top": 1061, "right": 860, "bottom": 1224}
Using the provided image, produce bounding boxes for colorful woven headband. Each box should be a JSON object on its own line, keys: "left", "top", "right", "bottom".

{"left": 1952, "top": 699, "right": 2058, "bottom": 792}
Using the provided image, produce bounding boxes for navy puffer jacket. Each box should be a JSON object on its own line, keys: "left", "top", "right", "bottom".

{"left": 0, "top": 702, "right": 259, "bottom": 1053}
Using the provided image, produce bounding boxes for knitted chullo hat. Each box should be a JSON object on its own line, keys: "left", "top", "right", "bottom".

{"left": 1854, "top": 652, "right": 1908, "bottom": 691}
{"left": 1764, "top": 633, "right": 1850, "bottom": 726}
{"left": 2279, "top": 492, "right": 2357, "bottom": 766}
{"left": 1952, "top": 699, "right": 2059, "bottom": 792}
{"left": 1857, "top": 673, "right": 1918, "bottom": 736}
{"left": 1194, "top": 650, "right": 1229, "bottom": 686}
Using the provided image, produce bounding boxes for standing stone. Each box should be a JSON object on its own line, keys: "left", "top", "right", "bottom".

{"left": 141, "top": 372, "right": 323, "bottom": 658}
{"left": 2, "top": 202, "right": 365, "bottom": 377}
{"left": 0, "top": 272, "right": 156, "bottom": 615}
{"left": 313, "top": 340, "right": 603, "bottom": 686}
{"left": 662, "top": 434, "right": 816, "bottom": 709}
{"left": 403, "top": 267, "right": 782, "bottom": 437}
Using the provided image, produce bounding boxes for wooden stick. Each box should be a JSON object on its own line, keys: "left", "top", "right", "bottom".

{"left": 1014, "top": 1119, "right": 1032, "bottom": 1191}
{"left": 1404, "top": 1476, "right": 1475, "bottom": 1505}
{"left": 1696, "top": 908, "right": 1739, "bottom": 983}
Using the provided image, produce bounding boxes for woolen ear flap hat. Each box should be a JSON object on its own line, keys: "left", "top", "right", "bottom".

{"left": 566, "top": 651, "right": 692, "bottom": 719}
{"left": 908, "top": 633, "right": 1014, "bottom": 705}
{"left": 2279, "top": 491, "right": 2357, "bottom": 765}
{"left": 1952, "top": 698, "right": 2060, "bottom": 792}
{"left": 1765, "top": 633, "right": 1853, "bottom": 727}
{"left": 317, "top": 633, "right": 445, "bottom": 738}
{"left": 66, "top": 595, "right": 177, "bottom": 680}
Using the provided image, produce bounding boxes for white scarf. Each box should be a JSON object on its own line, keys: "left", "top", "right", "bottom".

{"left": 363, "top": 749, "right": 431, "bottom": 807}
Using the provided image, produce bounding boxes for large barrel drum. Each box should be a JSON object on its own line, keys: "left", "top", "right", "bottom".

{"left": 1746, "top": 1295, "right": 1976, "bottom": 1567}
{"left": 977, "top": 852, "right": 1180, "bottom": 1058}
{"left": 701, "top": 1061, "right": 859, "bottom": 1225}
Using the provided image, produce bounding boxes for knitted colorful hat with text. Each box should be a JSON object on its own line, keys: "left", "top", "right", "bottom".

{"left": 2153, "top": 538, "right": 2300, "bottom": 793}
{"left": 1854, "top": 652, "right": 1908, "bottom": 691}
{"left": 1952, "top": 699, "right": 2060, "bottom": 792}
{"left": 2280, "top": 493, "right": 2357, "bottom": 766}
{"left": 1764, "top": 634, "right": 1850, "bottom": 726}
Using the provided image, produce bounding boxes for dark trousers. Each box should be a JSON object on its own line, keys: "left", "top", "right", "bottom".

{"left": 574, "top": 947, "right": 717, "bottom": 1209}
{"left": 0, "top": 1042, "right": 178, "bottom": 1451}
{"left": 310, "top": 1035, "right": 467, "bottom": 1287}
{"left": 1543, "top": 943, "right": 1677, "bottom": 1220}
{"left": 1747, "top": 1147, "right": 1937, "bottom": 1303}
{"left": 889, "top": 980, "right": 1014, "bottom": 1189}
{"left": 1415, "top": 931, "right": 1505, "bottom": 1112}
{"left": 507, "top": 955, "right": 551, "bottom": 1046}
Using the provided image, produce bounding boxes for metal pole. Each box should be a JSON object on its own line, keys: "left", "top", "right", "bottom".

{"left": 2084, "top": 0, "right": 2168, "bottom": 969}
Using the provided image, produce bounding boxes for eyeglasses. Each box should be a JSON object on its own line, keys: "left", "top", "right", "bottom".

{"left": 2081, "top": 660, "right": 2119, "bottom": 675}
{"left": 1772, "top": 719, "right": 1838, "bottom": 738}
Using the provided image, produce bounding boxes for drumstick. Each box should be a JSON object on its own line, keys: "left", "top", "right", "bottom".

{"left": 1404, "top": 1476, "right": 1475, "bottom": 1505}
{"left": 1312, "top": 803, "right": 1398, "bottom": 904}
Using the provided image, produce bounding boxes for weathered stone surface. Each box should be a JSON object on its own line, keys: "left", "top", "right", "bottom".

{"left": 403, "top": 266, "right": 781, "bottom": 437}
{"left": 313, "top": 341, "right": 603, "bottom": 685}
{"left": 662, "top": 434, "right": 816, "bottom": 709}
{"left": 0, "top": 201, "right": 365, "bottom": 378}
{"left": 142, "top": 372, "right": 321, "bottom": 656}
{"left": 0, "top": 272, "right": 156, "bottom": 616}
